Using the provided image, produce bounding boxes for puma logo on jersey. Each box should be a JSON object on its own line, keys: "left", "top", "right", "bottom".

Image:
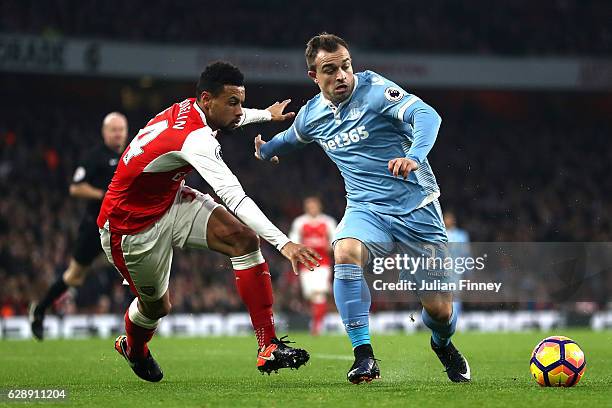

{"left": 172, "top": 171, "right": 188, "bottom": 181}
{"left": 346, "top": 107, "right": 363, "bottom": 121}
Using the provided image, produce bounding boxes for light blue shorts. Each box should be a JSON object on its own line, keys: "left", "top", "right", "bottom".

{"left": 334, "top": 200, "right": 454, "bottom": 290}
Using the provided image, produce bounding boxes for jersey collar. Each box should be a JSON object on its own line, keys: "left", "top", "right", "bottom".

{"left": 193, "top": 100, "right": 220, "bottom": 137}
{"left": 193, "top": 100, "right": 208, "bottom": 125}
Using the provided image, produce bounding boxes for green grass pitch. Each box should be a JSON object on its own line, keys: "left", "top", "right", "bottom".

{"left": 1, "top": 330, "right": 611, "bottom": 407}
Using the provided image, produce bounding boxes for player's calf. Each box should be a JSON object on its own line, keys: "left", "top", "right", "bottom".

{"left": 62, "top": 259, "right": 89, "bottom": 287}
{"left": 230, "top": 248, "right": 312, "bottom": 372}
{"left": 421, "top": 300, "right": 470, "bottom": 382}
{"left": 206, "top": 205, "right": 313, "bottom": 373}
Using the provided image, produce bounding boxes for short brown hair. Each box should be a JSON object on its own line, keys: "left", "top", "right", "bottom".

{"left": 305, "top": 33, "right": 349, "bottom": 71}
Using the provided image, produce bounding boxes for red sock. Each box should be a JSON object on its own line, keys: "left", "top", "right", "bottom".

{"left": 234, "top": 262, "right": 276, "bottom": 349}
{"left": 311, "top": 301, "right": 327, "bottom": 336}
{"left": 124, "top": 310, "right": 156, "bottom": 360}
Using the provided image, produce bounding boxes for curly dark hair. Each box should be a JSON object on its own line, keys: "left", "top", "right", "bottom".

{"left": 196, "top": 61, "right": 244, "bottom": 98}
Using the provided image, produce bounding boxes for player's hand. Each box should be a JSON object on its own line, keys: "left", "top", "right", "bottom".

{"left": 388, "top": 158, "right": 419, "bottom": 179}
{"left": 254, "top": 134, "right": 279, "bottom": 164}
{"left": 280, "top": 242, "right": 322, "bottom": 275}
{"left": 266, "top": 99, "right": 295, "bottom": 122}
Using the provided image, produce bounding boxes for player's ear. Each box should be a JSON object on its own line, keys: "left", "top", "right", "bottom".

{"left": 200, "top": 91, "right": 212, "bottom": 107}
{"left": 307, "top": 70, "right": 318, "bottom": 83}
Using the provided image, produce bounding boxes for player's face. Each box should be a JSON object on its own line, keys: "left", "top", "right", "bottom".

{"left": 308, "top": 46, "right": 354, "bottom": 105}
{"left": 304, "top": 197, "right": 322, "bottom": 216}
{"left": 102, "top": 116, "right": 128, "bottom": 152}
{"left": 202, "top": 85, "right": 245, "bottom": 132}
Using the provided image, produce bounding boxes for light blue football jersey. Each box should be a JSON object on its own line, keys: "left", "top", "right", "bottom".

{"left": 291, "top": 70, "right": 441, "bottom": 215}
{"left": 447, "top": 227, "right": 470, "bottom": 244}
{"left": 447, "top": 227, "right": 471, "bottom": 259}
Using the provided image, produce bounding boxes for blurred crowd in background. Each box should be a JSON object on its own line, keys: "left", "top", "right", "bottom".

{"left": 1, "top": 0, "right": 611, "bottom": 56}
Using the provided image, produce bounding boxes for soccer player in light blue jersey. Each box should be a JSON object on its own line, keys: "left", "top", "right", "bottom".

{"left": 444, "top": 210, "right": 472, "bottom": 317}
{"left": 255, "top": 33, "right": 470, "bottom": 384}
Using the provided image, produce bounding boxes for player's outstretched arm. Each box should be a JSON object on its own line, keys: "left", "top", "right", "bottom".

{"left": 238, "top": 99, "right": 295, "bottom": 127}
{"left": 265, "top": 99, "right": 295, "bottom": 121}
{"left": 254, "top": 125, "right": 311, "bottom": 164}
{"left": 182, "top": 128, "right": 321, "bottom": 273}
{"left": 254, "top": 135, "right": 279, "bottom": 164}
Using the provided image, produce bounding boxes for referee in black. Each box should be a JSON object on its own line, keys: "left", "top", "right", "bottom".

{"left": 30, "top": 112, "right": 128, "bottom": 340}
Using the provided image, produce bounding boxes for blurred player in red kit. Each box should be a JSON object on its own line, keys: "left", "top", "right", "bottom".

{"left": 98, "top": 61, "right": 321, "bottom": 382}
{"left": 289, "top": 196, "right": 336, "bottom": 335}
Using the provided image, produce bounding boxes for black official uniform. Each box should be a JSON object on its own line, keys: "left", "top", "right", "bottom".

{"left": 71, "top": 143, "right": 120, "bottom": 266}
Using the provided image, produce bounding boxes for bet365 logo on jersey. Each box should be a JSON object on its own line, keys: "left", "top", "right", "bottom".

{"left": 320, "top": 126, "right": 369, "bottom": 151}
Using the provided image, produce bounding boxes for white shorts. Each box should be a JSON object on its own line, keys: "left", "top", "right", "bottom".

{"left": 100, "top": 185, "right": 221, "bottom": 302}
{"left": 299, "top": 266, "right": 332, "bottom": 299}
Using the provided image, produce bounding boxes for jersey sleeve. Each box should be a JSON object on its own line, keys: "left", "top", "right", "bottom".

{"left": 291, "top": 105, "right": 313, "bottom": 143}
{"left": 181, "top": 129, "right": 290, "bottom": 250}
{"left": 236, "top": 108, "right": 272, "bottom": 127}
{"left": 366, "top": 72, "right": 422, "bottom": 122}
{"left": 259, "top": 105, "right": 312, "bottom": 160}
{"left": 367, "top": 71, "right": 442, "bottom": 164}
{"left": 72, "top": 149, "right": 97, "bottom": 185}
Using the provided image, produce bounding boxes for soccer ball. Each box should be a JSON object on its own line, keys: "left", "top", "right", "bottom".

{"left": 530, "top": 336, "right": 586, "bottom": 387}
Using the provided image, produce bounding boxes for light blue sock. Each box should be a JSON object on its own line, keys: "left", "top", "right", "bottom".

{"left": 333, "top": 264, "right": 371, "bottom": 348}
{"left": 422, "top": 301, "right": 459, "bottom": 347}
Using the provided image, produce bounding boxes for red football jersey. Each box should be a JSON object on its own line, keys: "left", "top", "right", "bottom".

{"left": 98, "top": 99, "right": 199, "bottom": 234}
{"left": 97, "top": 99, "right": 290, "bottom": 251}
{"left": 289, "top": 214, "right": 337, "bottom": 267}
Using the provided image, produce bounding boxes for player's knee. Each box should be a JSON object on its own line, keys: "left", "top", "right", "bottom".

{"left": 427, "top": 303, "right": 453, "bottom": 323}
{"left": 150, "top": 305, "right": 171, "bottom": 320}
{"left": 158, "top": 296, "right": 172, "bottom": 318}
{"left": 229, "top": 226, "right": 260, "bottom": 257}
{"left": 157, "top": 303, "right": 172, "bottom": 319}
{"left": 334, "top": 240, "right": 363, "bottom": 266}
{"left": 334, "top": 252, "right": 359, "bottom": 265}
{"left": 140, "top": 298, "right": 171, "bottom": 320}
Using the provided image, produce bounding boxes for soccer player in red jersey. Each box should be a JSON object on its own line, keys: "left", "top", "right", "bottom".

{"left": 98, "top": 61, "right": 321, "bottom": 382}
{"left": 289, "top": 197, "right": 336, "bottom": 335}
